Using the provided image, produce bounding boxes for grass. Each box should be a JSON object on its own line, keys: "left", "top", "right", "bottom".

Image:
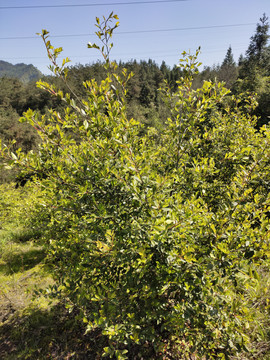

{"left": 0, "top": 227, "right": 49, "bottom": 310}
{"left": 0, "top": 222, "right": 108, "bottom": 359}
{"left": 241, "top": 269, "right": 270, "bottom": 359}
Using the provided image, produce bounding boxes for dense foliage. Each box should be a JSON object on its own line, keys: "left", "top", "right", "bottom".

{"left": 1, "top": 13, "right": 270, "bottom": 359}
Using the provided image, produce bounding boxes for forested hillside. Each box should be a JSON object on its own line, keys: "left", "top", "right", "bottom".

{"left": 0, "top": 13, "right": 270, "bottom": 360}
{"left": 0, "top": 60, "right": 42, "bottom": 84}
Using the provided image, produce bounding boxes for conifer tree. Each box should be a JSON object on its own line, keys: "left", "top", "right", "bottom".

{"left": 219, "top": 46, "right": 238, "bottom": 88}
{"left": 221, "top": 45, "right": 235, "bottom": 67}
{"left": 235, "top": 14, "right": 270, "bottom": 126}
{"left": 246, "top": 13, "right": 269, "bottom": 62}
{"left": 239, "top": 14, "right": 269, "bottom": 80}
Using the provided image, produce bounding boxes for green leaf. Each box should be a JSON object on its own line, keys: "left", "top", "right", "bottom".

{"left": 11, "top": 152, "right": 17, "bottom": 160}
{"left": 87, "top": 42, "right": 100, "bottom": 50}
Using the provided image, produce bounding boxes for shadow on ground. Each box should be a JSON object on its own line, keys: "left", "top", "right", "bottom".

{"left": 0, "top": 304, "right": 106, "bottom": 360}
{"left": 0, "top": 248, "right": 46, "bottom": 275}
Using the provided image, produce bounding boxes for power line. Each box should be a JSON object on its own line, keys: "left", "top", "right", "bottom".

{"left": 0, "top": 44, "right": 249, "bottom": 61}
{"left": 0, "top": 23, "right": 256, "bottom": 40}
{"left": 0, "top": 0, "right": 187, "bottom": 10}
{"left": 118, "top": 23, "right": 256, "bottom": 34}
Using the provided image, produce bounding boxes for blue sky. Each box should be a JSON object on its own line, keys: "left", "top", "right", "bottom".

{"left": 0, "top": 0, "right": 269, "bottom": 75}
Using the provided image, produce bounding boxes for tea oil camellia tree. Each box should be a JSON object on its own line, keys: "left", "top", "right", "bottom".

{"left": 1, "top": 13, "right": 270, "bottom": 359}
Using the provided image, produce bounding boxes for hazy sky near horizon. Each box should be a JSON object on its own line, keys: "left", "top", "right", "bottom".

{"left": 0, "top": 0, "right": 269, "bottom": 75}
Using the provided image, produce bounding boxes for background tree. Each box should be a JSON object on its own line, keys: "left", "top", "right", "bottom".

{"left": 246, "top": 13, "right": 269, "bottom": 62}
{"left": 221, "top": 45, "right": 235, "bottom": 67}
{"left": 234, "top": 14, "right": 270, "bottom": 127}
{"left": 218, "top": 45, "right": 238, "bottom": 88}
{"left": 238, "top": 13, "right": 270, "bottom": 85}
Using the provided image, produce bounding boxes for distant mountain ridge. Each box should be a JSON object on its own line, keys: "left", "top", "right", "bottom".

{"left": 0, "top": 60, "right": 42, "bottom": 83}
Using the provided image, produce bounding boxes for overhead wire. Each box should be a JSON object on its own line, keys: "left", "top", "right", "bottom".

{"left": 0, "top": 23, "right": 256, "bottom": 40}
{"left": 1, "top": 0, "right": 187, "bottom": 10}
{"left": 1, "top": 44, "right": 249, "bottom": 62}
{"left": 0, "top": 0, "right": 254, "bottom": 67}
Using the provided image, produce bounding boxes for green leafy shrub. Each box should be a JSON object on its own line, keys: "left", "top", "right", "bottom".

{"left": 1, "top": 13, "right": 270, "bottom": 359}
